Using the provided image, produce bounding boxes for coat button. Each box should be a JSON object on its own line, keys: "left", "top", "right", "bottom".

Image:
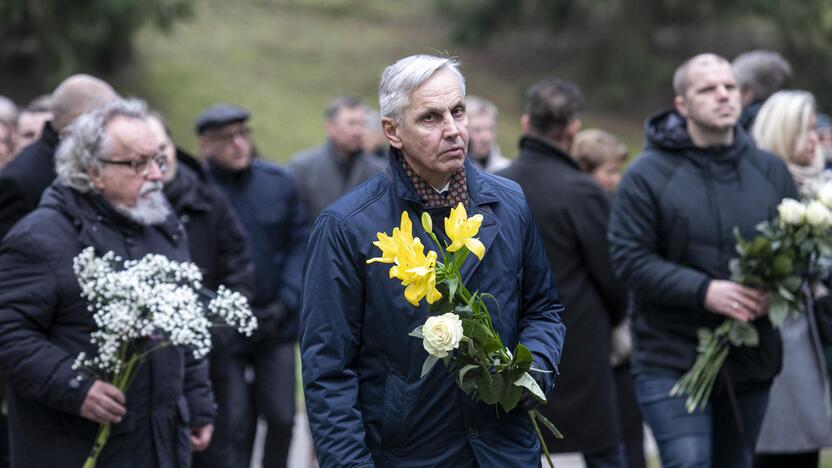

{"left": 68, "top": 378, "right": 80, "bottom": 389}
{"left": 180, "top": 214, "right": 190, "bottom": 224}
{"left": 468, "top": 427, "right": 478, "bottom": 439}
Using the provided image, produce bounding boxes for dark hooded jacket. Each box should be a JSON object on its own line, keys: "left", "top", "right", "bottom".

{"left": 0, "top": 121, "right": 60, "bottom": 241}
{"left": 609, "top": 109, "right": 797, "bottom": 387}
{"left": 0, "top": 183, "right": 215, "bottom": 468}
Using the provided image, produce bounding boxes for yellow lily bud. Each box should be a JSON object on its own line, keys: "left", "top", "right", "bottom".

{"left": 421, "top": 212, "right": 433, "bottom": 234}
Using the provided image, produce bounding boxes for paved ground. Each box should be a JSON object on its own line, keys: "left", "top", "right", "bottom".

{"left": 251, "top": 411, "right": 659, "bottom": 468}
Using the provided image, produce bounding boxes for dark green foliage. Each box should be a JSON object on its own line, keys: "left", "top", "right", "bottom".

{"left": 0, "top": 0, "right": 193, "bottom": 85}
{"left": 434, "top": 0, "right": 832, "bottom": 111}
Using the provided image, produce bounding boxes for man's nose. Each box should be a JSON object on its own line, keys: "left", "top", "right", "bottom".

{"left": 443, "top": 114, "right": 461, "bottom": 139}
{"left": 146, "top": 159, "right": 164, "bottom": 181}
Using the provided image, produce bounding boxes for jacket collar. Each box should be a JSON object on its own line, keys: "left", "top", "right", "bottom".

{"left": 385, "top": 146, "right": 500, "bottom": 208}
{"left": 385, "top": 147, "right": 501, "bottom": 285}
{"left": 517, "top": 135, "right": 580, "bottom": 170}
{"left": 164, "top": 163, "right": 212, "bottom": 213}
{"left": 207, "top": 158, "right": 252, "bottom": 185}
{"left": 41, "top": 121, "right": 60, "bottom": 150}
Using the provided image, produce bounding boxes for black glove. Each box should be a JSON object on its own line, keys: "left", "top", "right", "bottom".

{"left": 250, "top": 301, "right": 288, "bottom": 343}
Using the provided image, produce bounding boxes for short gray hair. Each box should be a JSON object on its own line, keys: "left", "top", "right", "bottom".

{"left": 732, "top": 50, "right": 792, "bottom": 102}
{"left": 55, "top": 98, "right": 148, "bottom": 193}
{"left": 379, "top": 54, "right": 466, "bottom": 123}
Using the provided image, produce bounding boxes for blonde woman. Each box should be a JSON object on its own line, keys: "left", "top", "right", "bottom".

{"left": 752, "top": 90, "right": 832, "bottom": 468}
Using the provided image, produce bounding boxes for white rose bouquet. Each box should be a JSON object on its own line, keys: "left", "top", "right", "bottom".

{"left": 672, "top": 188, "right": 832, "bottom": 412}
{"left": 72, "top": 247, "right": 257, "bottom": 468}
{"left": 367, "top": 204, "right": 561, "bottom": 467}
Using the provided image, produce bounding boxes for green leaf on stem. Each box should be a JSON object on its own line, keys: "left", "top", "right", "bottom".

{"left": 447, "top": 275, "right": 458, "bottom": 304}
{"left": 513, "top": 343, "right": 533, "bottom": 373}
{"left": 769, "top": 295, "right": 790, "bottom": 328}
{"left": 462, "top": 318, "right": 494, "bottom": 346}
{"left": 421, "top": 355, "right": 439, "bottom": 378}
{"left": 499, "top": 381, "right": 523, "bottom": 412}
{"left": 696, "top": 328, "right": 713, "bottom": 353}
{"left": 408, "top": 326, "right": 423, "bottom": 339}
{"left": 454, "top": 304, "right": 474, "bottom": 318}
{"left": 478, "top": 369, "right": 503, "bottom": 405}
{"left": 727, "top": 321, "right": 759, "bottom": 347}
{"left": 458, "top": 364, "right": 479, "bottom": 393}
{"left": 514, "top": 371, "right": 546, "bottom": 401}
{"left": 534, "top": 409, "right": 564, "bottom": 439}
{"left": 782, "top": 275, "right": 803, "bottom": 293}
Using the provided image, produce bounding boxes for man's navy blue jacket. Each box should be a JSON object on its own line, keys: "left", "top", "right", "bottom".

{"left": 206, "top": 159, "right": 307, "bottom": 345}
{"left": 300, "top": 150, "right": 566, "bottom": 467}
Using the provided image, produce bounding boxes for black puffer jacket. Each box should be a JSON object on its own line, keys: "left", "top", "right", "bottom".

{"left": 609, "top": 109, "right": 797, "bottom": 387}
{"left": 0, "top": 183, "right": 215, "bottom": 468}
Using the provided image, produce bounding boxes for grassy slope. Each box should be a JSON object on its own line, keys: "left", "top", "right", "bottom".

{"left": 114, "top": 0, "right": 644, "bottom": 163}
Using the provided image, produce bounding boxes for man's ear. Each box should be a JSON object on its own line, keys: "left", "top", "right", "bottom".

{"left": 520, "top": 114, "right": 530, "bottom": 134}
{"left": 87, "top": 166, "right": 105, "bottom": 190}
{"left": 382, "top": 117, "right": 403, "bottom": 149}
{"left": 566, "top": 118, "right": 582, "bottom": 140}
{"left": 673, "top": 95, "right": 688, "bottom": 118}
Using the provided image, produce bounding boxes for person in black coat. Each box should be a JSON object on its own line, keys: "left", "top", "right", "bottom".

{"left": 608, "top": 54, "right": 797, "bottom": 468}
{"left": 498, "top": 79, "right": 628, "bottom": 467}
{"left": 0, "top": 74, "right": 118, "bottom": 241}
{"left": 196, "top": 104, "right": 308, "bottom": 468}
{"left": 0, "top": 99, "right": 215, "bottom": 467}
{"left": 148, "top": 114, "right": 256, "bottom": 468}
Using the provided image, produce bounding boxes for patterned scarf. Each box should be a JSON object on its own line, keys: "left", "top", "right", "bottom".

{"left": 398, "top": 153, "right": 469, "bottom": 209}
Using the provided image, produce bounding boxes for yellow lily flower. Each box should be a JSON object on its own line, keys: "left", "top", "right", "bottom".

{"left": 367, "top": 212, "right": 442, "bottom": 306}
{"left": 445, "top": 203, "right": 485, "bottom": 260}
{"left": 367, "top": 212, "right": 415, "bottom": 264}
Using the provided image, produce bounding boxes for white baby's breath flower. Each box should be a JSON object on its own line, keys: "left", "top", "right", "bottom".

{"left": 421, "top": 313, "right": 464, "bottom": 358}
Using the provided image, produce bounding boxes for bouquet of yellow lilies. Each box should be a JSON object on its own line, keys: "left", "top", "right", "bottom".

{"left": 367, "top": 203, "right": 562, "bottom": 467}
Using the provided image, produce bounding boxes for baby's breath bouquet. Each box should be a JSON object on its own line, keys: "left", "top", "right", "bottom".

{"left": 72, "top": 247, "right": 257, "bottom": 468}
{"left": 672, "top": 186, "right": 832, "bottom": 412}
{"left": 366, "top": 203, "right": 561, "bottom": 467}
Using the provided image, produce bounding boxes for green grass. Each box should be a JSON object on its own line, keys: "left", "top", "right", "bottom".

{"left": 111, "top": 0, "right": 644, "bottom": 163}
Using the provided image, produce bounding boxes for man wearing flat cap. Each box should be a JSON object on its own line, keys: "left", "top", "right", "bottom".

{"left": 196, "top": 104, "right": 308, "bottom": 468}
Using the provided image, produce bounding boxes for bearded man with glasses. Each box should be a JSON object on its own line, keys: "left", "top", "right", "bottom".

{"left": 0, "top": 98, "right": 216, "bottom": 467}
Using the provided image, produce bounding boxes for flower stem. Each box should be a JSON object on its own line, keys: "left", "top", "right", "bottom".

{"left": 529, "top": 410, "right": 555, "bottom": 468}
{"left": 82, "top": 422, "right": 111, "bottom": 468}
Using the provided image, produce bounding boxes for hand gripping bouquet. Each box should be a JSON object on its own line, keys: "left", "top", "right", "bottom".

{"left": 671, "top": 186, "right": 832, "bottom": 412}
{"left": 366, "top": 204, "right": 562, "bottom": 467}
{"left": 71, "top": 247, "right": 258, "bottom": 468}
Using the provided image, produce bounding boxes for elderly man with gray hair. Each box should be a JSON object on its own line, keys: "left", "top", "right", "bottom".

{"left": 0, "top": 98, "right": 215, "bottom": 467}
{"left": 300, "top": 54, "right": 565, "bottom": 467}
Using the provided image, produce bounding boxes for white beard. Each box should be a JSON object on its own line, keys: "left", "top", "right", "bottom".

{"left": 113, "top": 181, "right": 172, "bottom": 225}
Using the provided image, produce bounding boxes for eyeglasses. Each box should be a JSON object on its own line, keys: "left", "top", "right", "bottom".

{"left": 206, "top": 127, "right": 252, "bottom": 144}
{"left": 98, "top": 153, "right": 167, "bottom": 176}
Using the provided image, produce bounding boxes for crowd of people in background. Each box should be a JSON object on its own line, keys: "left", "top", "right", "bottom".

{"left": 0, "top": 47, "right": 829, "bottom": 468}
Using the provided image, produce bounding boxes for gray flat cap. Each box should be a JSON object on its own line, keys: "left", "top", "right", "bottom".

{"left": 194, "top": 104, "right": 250, "bottom": 134}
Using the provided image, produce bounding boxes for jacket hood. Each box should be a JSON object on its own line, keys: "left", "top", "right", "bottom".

{"left": 644, "top": 109, "right": 754, "bottom": 165}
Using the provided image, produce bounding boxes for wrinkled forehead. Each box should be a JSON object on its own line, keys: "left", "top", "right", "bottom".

{"left": 106, "top": 116, "right": 157, "bottom": 156}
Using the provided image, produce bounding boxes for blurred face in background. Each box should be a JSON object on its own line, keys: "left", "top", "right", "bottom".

{"left": 15, "top": 110, "right": 53, "bottom": 154}
{"left": 792, "top": 113, "right": 819, "bottom": 167}
{"left": 468, "top": 113, "right": 496, "bottom": 160}
{"left": 199, "top": 121, "right": 253, "bottom": 172}
{"left": 0, "top": 121, "right": 13, "bottom": 169}
{"left": 326, "top": 106, "right": 366, "bottom": 155}
{"left": 817, "top": 126, "right": 832, "bottom": 163}
{"left": 591, "top": 160, "right": 623, "bottom": 193}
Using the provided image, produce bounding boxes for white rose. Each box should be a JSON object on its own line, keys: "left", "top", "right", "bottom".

{"left": 421, "top": 313, "right": 464, "bottom": 358}
{"left": 806, "top": 200, "right": 832, "bottom": 229}
{"left": 819, "top": 183, "right": 832, "bottom": 209}
{"left": 778, "top": 198, "right": 806, "bottom": 226}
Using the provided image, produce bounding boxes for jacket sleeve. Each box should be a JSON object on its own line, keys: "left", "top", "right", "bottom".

{"left": 276, "top": 178, "right": 309, "bottom": 315}
{"left": 517, "top": 204, "right": 566, "bottom": 397}
{"left": 608, "top": 167, "right": 711, "bottom": 309}
{"left": 0, "top": 231, "right": 94, "bottom": 415}
{"left": 183, "top": 351, "right": 216, "bottom": 427}
{"left": 0, "top": 176, "right": 33, "bottom": 242}
{"left": 569, "top": 186, "right": 628, "bottom": 325}
{"left": 300, "top": 215, "right": 375, "bottom": 468}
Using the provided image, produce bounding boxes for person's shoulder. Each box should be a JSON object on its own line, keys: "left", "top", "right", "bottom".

{"left": 288, "top": 144, "right": 327, "bottom": 168}
{"left": 251, "top": 159, "right": 293, "bottom": 180}
{"left": 3, "top": 202, "right": 75, "bottom": 259}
